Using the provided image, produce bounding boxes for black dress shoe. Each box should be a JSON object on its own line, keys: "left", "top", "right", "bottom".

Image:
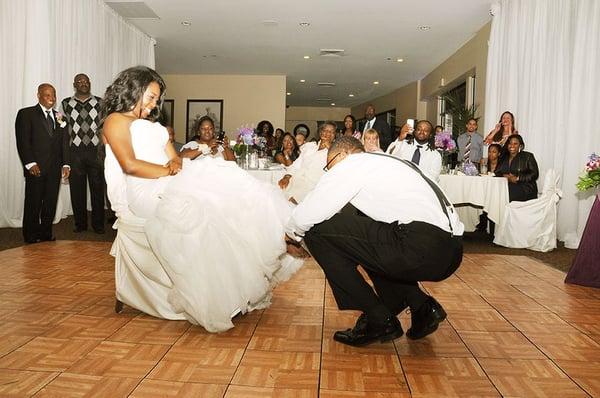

{"left": 406, "top": 296, "right": 447, "bottom": 340}
{"left": 73, "top": 226, "right": 87, "bottom": 233}
{"left": 25, "top": 238, "right": 40, "bottom": 244}
{"left": 40, "top": 236, "right": 56, "bottom": 242}
{"left": 334, "top": 314, "right": 403, "bottom": 347}
{"left": 93, "top": 228, "right": 105, "bottom": 234}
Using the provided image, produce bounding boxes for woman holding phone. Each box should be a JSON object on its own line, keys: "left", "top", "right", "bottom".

{"left": 180, "top": 116, "right": 236, "bottom": 161}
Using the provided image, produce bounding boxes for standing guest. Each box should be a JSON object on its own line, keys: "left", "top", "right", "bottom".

{"left": 341, "top": 114, "right": 361, "bottom": 139}
{"left": 456, "top": 118, "right": 484, "bottom": 164}
{"left": 434, "top": 125, "right": 444, "bottom": 134}
{"left": 257, "top": 120, "right": 275, "bottom": 151}
{"left": 278, "top": 121, "right": 336, "bottom": 203}
{"left": 362, "top": 128, "right": 383, "bottom": 153}
{"left": 387, "top": 120, "right": 442, "bottom": 181}
{"left": 484, "top": 111, "right": 519, "bottom": 146}
{"left": 61, "top": 73, "right": 105, "bottom": 233}
{"left": 494, "top": 134, "right": 539, "bottom": 202}
{"left": 274, "top": 132, "right": 300, "bottom": 167}
{"left": 360, "top": 105, "right": 392, "bottom": 151}
{"left": 286, "top": 137, "right": 463, "bottom": 346}
{"left": 180, "top": 116, "right": 235, "bottom": 161}
{"left": 15, "top": 83, "right": 70, "bottom": 243}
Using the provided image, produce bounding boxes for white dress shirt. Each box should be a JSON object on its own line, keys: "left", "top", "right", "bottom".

{"left": 363, "top": 117, "right": 375, "bottom": 133}
{"left": 286, "top": 152, "right": 464, "bottom": 240}
{"left": 386, "top": 139, "right": 442, "bottom": 181}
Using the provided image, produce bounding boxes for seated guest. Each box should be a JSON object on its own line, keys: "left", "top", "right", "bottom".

{"left": 387, "top": 120, "right": 442, "bottom": 181}
{"left": 274, "top": 128, "right": 284, "bottom": 145}
{"left": 257, "top": 120, "right": 275, "bottom": 151}
{"left": 434, "top": 125, "right": 444, "bottom": 134}
{"left": 487, "top": 143, "right": 502, "bottom": 173}
{"left": 295, "top": 131, "right": 307, "bottom": 149}
{"left": 457, "top": 118, "right": 483, "bottom": 164}
{"left": 274, "top": 132, "right": 300, "bottom": 167}
{"left": 166, "top": 126, "right": 183, "bottom": 152}
{"left": 180, "top": 116, "right": 236, "bottom": 161}
{"left": 494, "top": 135, "right": 538, "bottom": 202}
{"left": 341, "top": 114, "right": 361, "bottom": 139}
{"left": 278, "top": 121, "right": 336, "bottom": 203}
{"left": 362, "top": 128, "right": 383, "bottom": 153}
{"left": 484, "top": 111, "right": 519, "bottom": 146}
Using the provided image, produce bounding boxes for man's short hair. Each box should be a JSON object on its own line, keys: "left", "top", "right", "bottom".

{"left": 466, "top": 117, "right": 478, "bottom": 124}
{"left": 37, "top": 83, "right": 54, "bottom": 92}
{"left": 330, "top": 136, "right": 364, "bottom": 154}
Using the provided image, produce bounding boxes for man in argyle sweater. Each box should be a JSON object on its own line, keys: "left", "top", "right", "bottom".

{"left": 61, "top": 73, "right": 105, "bottom": 234}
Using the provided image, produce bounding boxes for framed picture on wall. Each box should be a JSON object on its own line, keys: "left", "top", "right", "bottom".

{"left": 161, "top": 99, "right": 174, "bottom": 127}
{"left": 186, "top": 99, "right": 223, "bottom": 141}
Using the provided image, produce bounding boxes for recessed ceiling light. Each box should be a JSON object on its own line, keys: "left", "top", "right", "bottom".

{"left": 331, "top": 103, "right": 336, "bottom": 106}
{"left": 181, "top": 21, "right": 191, "bottom": 26}
{"left": 418, "top": 25, "right": 431, "bottom": 31}
{"left": 397, "top": 58, "right": 404, "bottom": 62}
{"left": 299, "top": 22, "right": 311, "bottom": 27}
{"left": 300, "top": 79, "right": 306, "bottom": 83}
{"left": 286, "top": 92, "right": 291, "bottom": 96}
{"left": 262, "top": 20, "right": 278, "bottom": 26}
{"left": 303, "top": 55, "right": 310, "bottom": 59}
{"left": 373, "top": 81, "right": 379, "bottom": 85}
{"left": 349, "top": 94, "right": 354, "bottom": 97}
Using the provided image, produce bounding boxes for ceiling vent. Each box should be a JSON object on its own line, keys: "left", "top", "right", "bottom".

{"left": 105, "top": 2, "right": 160, "bottom": 19}
{"left": 319, "top": 49, "right": 345, "bottom": 57}
{"left": 317, "top": 82, "right": 336, "bottom": 87}
{"left": 315, "top": 98, "right": 333, "bottom": 102}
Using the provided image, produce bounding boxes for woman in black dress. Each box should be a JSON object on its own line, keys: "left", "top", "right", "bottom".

{"left": 494, "top": 135, "right": 539, "bottom": 202}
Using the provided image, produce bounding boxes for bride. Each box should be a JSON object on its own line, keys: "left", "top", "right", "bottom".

{"left": 102, "top": 66, "right": 304, "bottom": 332}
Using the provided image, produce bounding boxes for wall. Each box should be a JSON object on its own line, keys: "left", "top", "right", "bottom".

{"left": 351, "top": 81, "right": 418, "bottom": 127}
{"left": 285, "top": 106, "right": 351, "bottom": 139}
{"left": 420, "top": 22, "right": 491, "bottom": 129}
{"left": 349, "top": 22, "right": 490, "bottom": 130}
{"left": 162, "top": 74, "right": 286, "bottom": 143}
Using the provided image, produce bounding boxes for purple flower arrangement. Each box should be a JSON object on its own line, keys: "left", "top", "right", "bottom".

{"left": 576, "top": 153, "right": 600, "bottom": 192}
{"left": 434, "top": 131, "right": 456, "bottom": 152}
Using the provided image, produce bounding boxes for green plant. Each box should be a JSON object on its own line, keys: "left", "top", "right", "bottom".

{"left": 441, "top": 91, "right": 479, "bottom": 139}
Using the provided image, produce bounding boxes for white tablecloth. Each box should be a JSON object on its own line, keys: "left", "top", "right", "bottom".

{"left": 438, "top": 174, "right": 509, "bottom": 231}
{"left": 246, "top": 167, "right": 287, "bottom": 185}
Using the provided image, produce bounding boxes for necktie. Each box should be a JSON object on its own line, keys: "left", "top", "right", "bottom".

{"left": 411, "top": 145, "right": 423, "bottom": 165}
{"left": 464, "top": 135, "right": 471, "bottom": 161}
{"left": 45, "top": 110, "right": 54, "bottom": 134}
{"left": 364, "top": 120, "right": 371, "bottom": 133}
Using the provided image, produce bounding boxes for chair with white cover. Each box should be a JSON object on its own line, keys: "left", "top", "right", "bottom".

{"left": 493, "top": 169, "right": 562, "bottom": 252}
{"left": 105, "top": 145, "right": 185, "bottom": 320}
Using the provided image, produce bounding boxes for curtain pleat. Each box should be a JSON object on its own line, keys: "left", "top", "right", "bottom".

{"left": 0, "top": 0, "right": 155, "bottom": 228}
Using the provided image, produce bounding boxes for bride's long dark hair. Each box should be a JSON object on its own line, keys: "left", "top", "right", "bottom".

{"left": 100, "top": 66, "right": 166, "bottom": 126}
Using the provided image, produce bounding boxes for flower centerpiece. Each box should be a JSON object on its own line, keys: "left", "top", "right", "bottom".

{"left": 434, "top": 131, "right": 456, "bottom": 168}
{"left": 576, "top": 153, "right": 600, "bottom": 192}
{"left": 233, "top": 125, "right": 256, "bottom": 156}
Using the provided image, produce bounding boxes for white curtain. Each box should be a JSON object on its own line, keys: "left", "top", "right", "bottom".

{"left": 485, "top": 0, "right": 600, "bottom": 248}
{"left": 0, "top": 0, "right": 155, "bottom": 228}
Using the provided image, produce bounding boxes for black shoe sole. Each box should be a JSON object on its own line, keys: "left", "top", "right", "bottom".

{"left": 406, "top": 308, "right": 447, "bottom": 340}
{"left": 334, "top": 327, "right": 404, "bottom": 347}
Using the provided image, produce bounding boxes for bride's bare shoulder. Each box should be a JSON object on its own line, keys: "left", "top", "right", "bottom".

{"left": 104, "top": 113, "right": 137, "bottom": 136}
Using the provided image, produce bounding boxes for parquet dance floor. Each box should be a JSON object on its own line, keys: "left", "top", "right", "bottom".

{"left": 1, "top": 241, "right": 599, "bottom": 397}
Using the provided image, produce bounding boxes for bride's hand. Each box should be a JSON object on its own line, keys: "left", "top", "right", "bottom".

{"left": 165, "top": 157, "right": 182, "bottom": 175}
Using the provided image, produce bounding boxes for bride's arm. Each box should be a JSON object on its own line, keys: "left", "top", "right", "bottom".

{"left": 103, "top": 115, "right": 172, "bottom": 178}
{"left": 164, "top": 142, "right": 183, "bottom": 173}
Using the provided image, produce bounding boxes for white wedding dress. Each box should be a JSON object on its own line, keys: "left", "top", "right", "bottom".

{"left": 107, "top": 119, "right": 302, "bottom": 332}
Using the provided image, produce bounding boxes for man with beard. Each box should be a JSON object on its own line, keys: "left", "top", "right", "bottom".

{"left": 387, "top": 120, "right": 442, "bottom": 181}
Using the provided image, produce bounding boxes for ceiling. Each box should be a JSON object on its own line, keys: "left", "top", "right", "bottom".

{"left": 105, "top": 0, "right": 492, "bottom": 108}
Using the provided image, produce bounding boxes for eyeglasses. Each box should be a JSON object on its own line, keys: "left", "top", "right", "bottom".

{"left": 323, "top": 153, "right": 341, "bottom": 172}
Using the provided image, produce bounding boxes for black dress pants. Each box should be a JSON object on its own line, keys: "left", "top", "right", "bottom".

{"left": 23, "top": 168, "right": 61, "bottom": 241}
{"left": 69, "top": 146, "right": 105, "bottom": 230}
{"left": 304, "top": 208, "right": 463, "bottom": 315}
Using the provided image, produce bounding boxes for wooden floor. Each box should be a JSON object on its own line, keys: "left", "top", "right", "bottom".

{"left": 0, "top": 242, "right": 599, "bottom": 397}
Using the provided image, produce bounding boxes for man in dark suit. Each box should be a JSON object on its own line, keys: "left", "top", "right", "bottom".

{"left": 15, "top": 83, "right": 70, "bottom": 243}
{"left": 361, "top": 104, "right": 392, "bottom": 151}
